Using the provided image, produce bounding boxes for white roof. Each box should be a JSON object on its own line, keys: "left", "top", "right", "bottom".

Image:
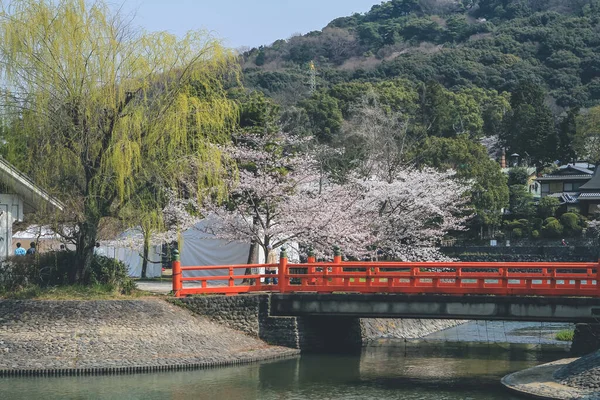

{"left": 12, "top": 225, "right": 59, "bottom": 239}
{"left": 0, "top": 157, "right": 64, "bottom": 213}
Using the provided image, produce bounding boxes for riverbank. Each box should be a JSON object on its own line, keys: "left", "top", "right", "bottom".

{"left": 502, "top": 354, "right": 600, "bottom": 400}
{"left": 0, "top": 299, "right": 299, "bottom": 376}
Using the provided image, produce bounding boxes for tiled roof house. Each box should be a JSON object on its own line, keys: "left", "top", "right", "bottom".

{"left": 536, "top": 164, "right": 598, "bottom": 213}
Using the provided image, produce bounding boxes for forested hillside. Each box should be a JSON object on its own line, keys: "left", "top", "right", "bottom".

{"left": 244, "top": 0, "right": 600, "bottom": 109}
{"left": 235, "top": 0, "right": 600, "bottom": 239}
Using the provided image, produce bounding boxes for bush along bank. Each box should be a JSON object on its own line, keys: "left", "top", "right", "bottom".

{"left": 0, "top": 252, "right": 136, "bottom": 298}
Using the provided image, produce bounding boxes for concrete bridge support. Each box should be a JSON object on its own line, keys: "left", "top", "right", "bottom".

{"left": 571, "top": 324, "right": 600, "bottom": 356}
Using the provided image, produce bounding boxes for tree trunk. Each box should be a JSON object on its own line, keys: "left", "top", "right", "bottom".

{"left": 246, "top": 241, "right": 258, "bottom": 265}
{"left": 75, "top": 218, "right": 99, "bottom": 284}
{"left": 242, "top": 217, "right": 260, "bottom": 283}
{"left": 141, "top": 232, "right": 150, "bottom": 279}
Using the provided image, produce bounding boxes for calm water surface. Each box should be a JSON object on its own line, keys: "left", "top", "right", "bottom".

{"left": 0, "top": 322, "right": 571, "bottom": 400}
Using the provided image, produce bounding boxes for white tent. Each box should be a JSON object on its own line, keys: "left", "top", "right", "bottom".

{"left": 100, "top": 244, "right": 163, "bottom": 278}
{"left": 100, "top": 229, "right": 163, "bottom": 278}
{"left": 180, "top": 220, "right": 255, "bottom": 280}
{"left": 180, "top": 219, "right": 300, "bottom": 280}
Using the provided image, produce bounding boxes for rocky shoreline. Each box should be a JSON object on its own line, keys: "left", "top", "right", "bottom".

{"left": 502, "top": 352, "right": 600, "bottom": 400}
{"left": 0, "top": 299, "right": 299, "bottom": 376}
{"left": 555, "top": 352, "right": 600, "bottom": 392}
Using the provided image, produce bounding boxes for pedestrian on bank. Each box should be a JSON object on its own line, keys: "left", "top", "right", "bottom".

{"left": 14, "top": 242, "right": 26, "bottom": 256}
{"left": 265, "top": 245, "right": 278, "bottom": 285}
{"left": 93, "top": 242, "right": 106, "bottom": 257}
{"left": 26, "top": 242, "right": 36, "bottom": 255}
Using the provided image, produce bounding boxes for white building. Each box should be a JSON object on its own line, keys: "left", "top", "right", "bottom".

{"left": 0, "top": 157, "right": 64, "bottom": 258}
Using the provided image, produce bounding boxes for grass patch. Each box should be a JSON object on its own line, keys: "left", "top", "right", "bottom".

{"left": 555, "top": 329, "right": 575, "bottom": 341}
{"left": 0, "top": 284, "right": 149, "bottom": 300}
{"left": 135, "top": 277, "right": 172, "bottom": 282}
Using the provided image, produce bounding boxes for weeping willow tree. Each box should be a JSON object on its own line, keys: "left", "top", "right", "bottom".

{"left": 0, "top": 0, "right": 237, "bottom": 281}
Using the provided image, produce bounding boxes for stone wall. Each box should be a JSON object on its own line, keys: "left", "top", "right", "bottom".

{"left": 258, "top": 296, "right": 299, "bottom": 349}
{"left": 172, "top": 296, "right": 261, "bottom": 336}
{"left": 442, "top": 246, "right": 598, "bottom": 262}
{"left": 360, "top": 318, "right": 465, "bottom": 342}
{"left": 173, "top": 295, "right": 300, "bottom": 349}
{"left": 175, "top": 295, "right": 465, "bottom": 352}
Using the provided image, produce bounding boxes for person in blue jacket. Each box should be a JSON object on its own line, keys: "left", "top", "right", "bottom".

{"left": 14, "top": 242, "right": 26, "bottom": 256}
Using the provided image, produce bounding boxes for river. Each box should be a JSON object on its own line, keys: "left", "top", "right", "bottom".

{"left": 0, "top": 321, "right": 573, "bottom": 400}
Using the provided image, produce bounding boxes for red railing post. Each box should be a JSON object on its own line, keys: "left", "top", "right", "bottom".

{"left": 596, "top": 259, "right": 600, "bottom": 297}
{"left": 229, "top": 267, "right": 235, "bottom": 287}
{"left": 278, "top": 247, "right": 288, "bottom": 293}
{"left": 307, "top": 247, "right": 316, "bottom": 285}
{"left": 501, "top": 265, "right": 509, "bottom": 295}
{"left": 411, "top": 264, "right": 418, "bottom": 288}
{"left": 172, "top": 249, "right": 182, "bottom": 297}
{"left": 333, "top": 245, "right": 342, "bottom": 286}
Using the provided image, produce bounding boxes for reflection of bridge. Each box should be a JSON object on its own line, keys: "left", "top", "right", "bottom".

{"left": 171, "top": 251, "right": 600, "bottom": 322}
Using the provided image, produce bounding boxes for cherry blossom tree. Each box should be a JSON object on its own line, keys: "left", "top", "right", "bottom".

{"left": 356, "top": 168, "right": 471, "bottom": 261}
{"left": 200, "top": 133, "right": 375, "bottom": 259}
{"left": 200, "top": 132, "right": 472, "bottom": 262}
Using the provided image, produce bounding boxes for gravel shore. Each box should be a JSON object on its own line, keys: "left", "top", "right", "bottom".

{"left": 502, "top": 356, "right": 600, "bottom": 400}
{"left": 0, "top": 299, "right": 299, "bottom": 375}
{"left": 555, "top": 351, "right": 600, "bottom": 391}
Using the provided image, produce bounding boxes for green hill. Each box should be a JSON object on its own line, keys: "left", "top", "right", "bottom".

{"left": 243, "top": 0, "right": 600, "bottom": 109}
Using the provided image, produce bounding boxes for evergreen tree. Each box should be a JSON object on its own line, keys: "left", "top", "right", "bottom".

{"left": 557, "top": 107, "right": 579, "bottom": 164}
{"left": 501, "top": 82, "right": 558, "bottom": 165}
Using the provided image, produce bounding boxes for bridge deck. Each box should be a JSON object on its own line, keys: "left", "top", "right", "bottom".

{"left": 269, "top": 293, "right": 600, "bottom": 323}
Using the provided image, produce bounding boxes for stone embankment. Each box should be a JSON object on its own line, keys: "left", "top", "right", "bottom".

{"left": 0, "top": 299, "right": 299, "bottom": 376}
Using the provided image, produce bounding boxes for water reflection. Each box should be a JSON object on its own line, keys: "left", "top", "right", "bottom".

{"left": 425, "top": 321, "right": 574, "bottom": 345}
{"left": 0, "top": 342, "right": 565, "bottom": 400}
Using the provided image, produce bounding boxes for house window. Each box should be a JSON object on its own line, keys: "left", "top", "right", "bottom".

{"left": 541, "top": 184, "right": 550, "bottom": 194}
{"left": 550, "top": 182, "right": 562, "bottom": 192}
{"left": 564, "top": 183, "right": 574, "bottom": 191}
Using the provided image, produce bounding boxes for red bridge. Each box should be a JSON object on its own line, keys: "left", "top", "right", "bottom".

{"left": 170, "top": 250, "right": 600, "bottom": 322}
{"left": 171, "top": 250, "right": 600, "bottom": 298}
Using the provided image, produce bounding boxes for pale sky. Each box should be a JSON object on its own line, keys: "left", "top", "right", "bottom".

{"left": 120, "top": 0, "right": 379, "bottom": 49}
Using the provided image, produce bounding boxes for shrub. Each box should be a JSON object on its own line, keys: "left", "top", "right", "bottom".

{"left": 0, "top": 252, "right": 135, "bottom": 294}
{"left": 541, "top": 217, "right": 564, "bottom": 238}
{"left": 560, "top": 212, "right": 584, "bottom": 236}
{"left": 555, "top": 330, "right": 574, "bottom": 341}
{"left": 561, "top": 212, "right": 579, "bottom": 229}
{"left": 512, "top": 228, "right": 523, "bottom": 238}
{"left": 531, "top": 230, "right": 540, "bottom": 238}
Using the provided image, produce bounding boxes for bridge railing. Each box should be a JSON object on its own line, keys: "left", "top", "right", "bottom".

{"left": 171, "top": 249, "right": 600, "bottom": 297}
